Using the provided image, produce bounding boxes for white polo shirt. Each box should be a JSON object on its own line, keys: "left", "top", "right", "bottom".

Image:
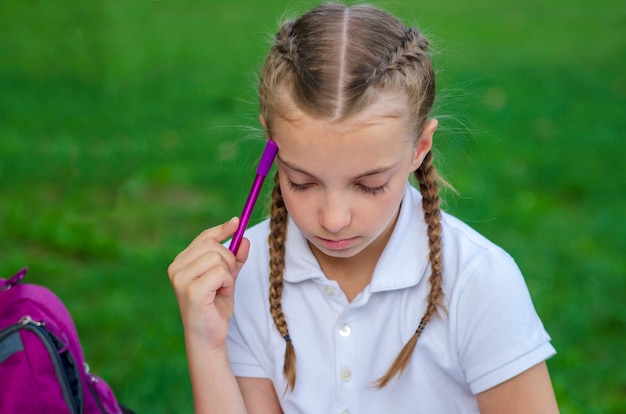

{"left": 228, "top": 183, "right": 555, "bottom": 413}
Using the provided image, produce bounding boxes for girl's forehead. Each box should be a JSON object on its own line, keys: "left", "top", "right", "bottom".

{"left": 272, "top": 108, "right": 411, "bottom": 146}
{"left": 271, "top": 88, "right": 410, "bottom": 131}
{"left": 271, "top": 105, "right": 414, "bottom": 179}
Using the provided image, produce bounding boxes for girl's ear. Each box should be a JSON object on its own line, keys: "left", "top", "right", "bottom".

{"left": 259, "top": 115, "right": 270, "bottom": 140}
{"left": 411, "top": 119, "right": 437, "bottom": 169}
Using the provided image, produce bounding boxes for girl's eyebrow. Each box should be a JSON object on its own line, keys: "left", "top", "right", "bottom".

{"left": 276, "top": 156, "right": 319, "bottom": 179}
{"left": 277, "top": 155, "right": 398, "bottom": 180}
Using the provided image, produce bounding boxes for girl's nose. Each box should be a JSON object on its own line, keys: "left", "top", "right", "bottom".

{"left": 319, "top": 192, "right": 351, "bottom": 234}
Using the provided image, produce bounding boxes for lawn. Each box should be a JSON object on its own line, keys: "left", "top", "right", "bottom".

{"left": 1, "top": 0, "right": 624, "bottom": 412}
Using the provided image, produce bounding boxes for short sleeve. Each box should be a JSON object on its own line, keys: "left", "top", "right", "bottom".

{"left": 456, "top": 251, "right": 556, "bottom": 394}
{"left": 227, "top": 310, "right": 270, "bottom": 378}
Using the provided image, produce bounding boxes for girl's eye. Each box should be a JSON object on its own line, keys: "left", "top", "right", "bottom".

{"left": 287, "top": 179, "right": 312, "bottom": 192}
{"left": 358, "top": 183, "right": 388, "bottom": 196}
{"left": 287, "top": 178, "right": 388, "bottom": 196}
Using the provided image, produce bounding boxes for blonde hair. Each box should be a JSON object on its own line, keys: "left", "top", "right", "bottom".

{"left": 259, "top": 3, "right": 444, "bottom": 391}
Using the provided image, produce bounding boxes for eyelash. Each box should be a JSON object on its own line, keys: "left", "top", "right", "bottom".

{"left": 287, "top": 179, "right": 388, "bottom": 196}
{"left": 359, "top": 183, "right": 388, "bottom": 196}
{"left": 287, "top": 180, "right": 310, "bottom": 192}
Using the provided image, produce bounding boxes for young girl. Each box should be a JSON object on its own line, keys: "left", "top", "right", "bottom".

{"left": 168, "top": 3, "right": 559, "bottom": 413}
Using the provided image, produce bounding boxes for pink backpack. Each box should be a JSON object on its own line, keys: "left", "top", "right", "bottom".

{"left": 0, "top": 267, "right": 130, "bottom": 413}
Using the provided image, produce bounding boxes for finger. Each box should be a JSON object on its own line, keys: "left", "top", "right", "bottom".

{"left": 169, "top": 217, "right": 240, "bottom": 277}
{"left": 170, "top": 249, "right": 230, "bottom": 289}
{"left": 233, "top": 237, "right": 250, "bottom": 278}
{"left": 189, "top": 217, "right": 239, "bottom": 250}
{"left": 176, "top": 264, "right": 236, "bottom": 341}
{"left": 186, "top": 263, "right": 236, "bottom": 306}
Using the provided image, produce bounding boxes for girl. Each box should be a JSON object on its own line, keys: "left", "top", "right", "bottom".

{"left": 168, "top": 3, "right": 559, "bottom": 413}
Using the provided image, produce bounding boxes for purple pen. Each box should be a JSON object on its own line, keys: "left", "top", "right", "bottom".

{"left": 229, "top": 140, "right": 278, "bottom": 254}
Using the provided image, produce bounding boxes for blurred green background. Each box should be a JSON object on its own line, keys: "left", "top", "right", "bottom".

{"left": 1, "top": 0, "right": 624, "bottom": 412}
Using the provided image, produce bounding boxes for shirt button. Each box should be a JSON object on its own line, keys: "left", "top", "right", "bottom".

{"left": 341, "top": 369, "right": 352, "bottom": 382}
{"left": 339, "top": 324, "right": 351, "bottom": 338}
{"left": 324, "top": 286, "right": 336, "bottom": 297}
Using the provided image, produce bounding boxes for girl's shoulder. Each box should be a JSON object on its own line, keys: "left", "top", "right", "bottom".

{"left": 440, "top": 211, "right": 507, "bottom": 255}
{"left": 438, "top": 211, "right": 524, "bottom": 288}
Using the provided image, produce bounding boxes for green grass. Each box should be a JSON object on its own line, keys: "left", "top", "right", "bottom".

{"left": 1, "top": 1, "right": 624, "bottom": 412}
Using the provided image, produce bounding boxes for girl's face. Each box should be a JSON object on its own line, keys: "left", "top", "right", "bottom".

{"left": 266, "top": 92, "right": 436, "bottom": 261}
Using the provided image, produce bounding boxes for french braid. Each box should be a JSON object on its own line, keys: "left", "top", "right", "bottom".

{"left": 375, "top": 151, "right": 444, "bottom": 388}
{"left": 354, "top": 20, "right": 444, "bottom": 388}
{"left": 364, "top": 28, "right": 430, "bottom": 88}
{"left": 267, "top": 172, "right": 296, "bottom": 391}
{"left": 273, "top": 21, "right": 317, "bottom": 88}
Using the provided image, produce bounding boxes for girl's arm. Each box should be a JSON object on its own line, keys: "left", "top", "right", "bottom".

{"left": 237, "top": 377, "right": 282, "bottom": 413}
{"left": 476, "top": 362, "right": 559, "bottom": 413}
{"left": 185, "top": 340, "right": 247, "bottom": 413}
{"left": 168, "top": 218, "right": 251, "bottom": 413}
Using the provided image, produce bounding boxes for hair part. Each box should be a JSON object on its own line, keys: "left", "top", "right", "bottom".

{"left": 262, "top": 2, "right": 445, "bottom": 391}
{"left": 259, "top": 3, "right": 435, "bottom": 136}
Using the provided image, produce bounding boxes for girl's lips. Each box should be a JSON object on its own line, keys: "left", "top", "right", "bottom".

{"left": 317, "top": 237, "right": 357, "bottom": 250}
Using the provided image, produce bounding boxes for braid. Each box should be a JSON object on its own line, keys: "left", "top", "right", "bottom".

{"left": 274, "top": 22, "right": 300, "bottom": 74}
{"left": 268, "top": 172, "right": 297, "bottom": 392}
{"left": 375, "top": 151, "right": 444, "bottom": 388}
{"left": 365, "top": 27, "right": 430, "bottom": 87}
{"left": 273, "top": 20, "right": 318, "bottom": 90}
{"left": 416, "top": 151, "right": 444, "bottom": 323}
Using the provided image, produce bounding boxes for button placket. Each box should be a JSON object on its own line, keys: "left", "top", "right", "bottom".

{"left": 332, "top": 298, "right": 360, "bottom": 412}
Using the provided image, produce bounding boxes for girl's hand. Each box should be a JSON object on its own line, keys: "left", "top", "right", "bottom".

{"left": 168, "top": 217, "right": 250, "bottom": 350}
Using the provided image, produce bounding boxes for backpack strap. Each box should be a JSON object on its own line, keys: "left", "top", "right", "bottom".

{"left": 0, "top": 267, "right": 28, "bottom": 291}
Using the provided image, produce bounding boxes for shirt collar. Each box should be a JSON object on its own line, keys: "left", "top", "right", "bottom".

{"left": 283, "top": 183, "right": 430, "bottom": 291}
{"left": 369, "top": 183, "right": 430, "bottom": 292}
